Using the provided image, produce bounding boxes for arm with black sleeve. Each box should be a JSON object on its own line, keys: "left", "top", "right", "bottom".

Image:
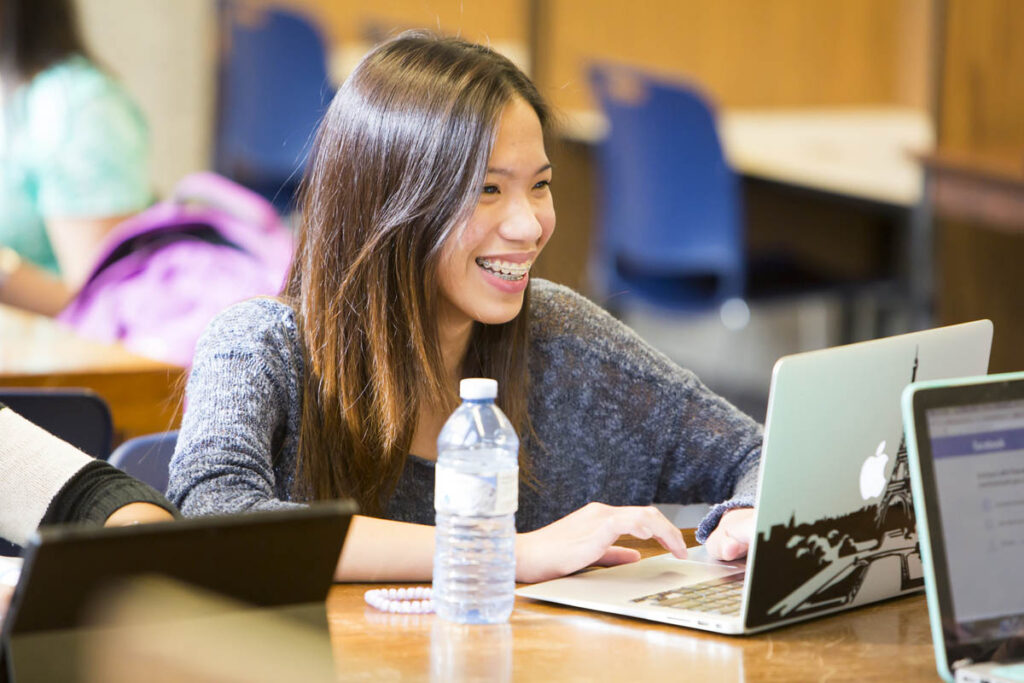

{"left": 0, "top": 403, "right": 178, "bottom": 546}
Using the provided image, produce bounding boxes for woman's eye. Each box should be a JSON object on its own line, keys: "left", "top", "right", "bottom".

{"left": 534, "top": 179, "right": 551, "bottom": 191}
{"left": 482, "top": 184, "right": 500, "bottom": 195}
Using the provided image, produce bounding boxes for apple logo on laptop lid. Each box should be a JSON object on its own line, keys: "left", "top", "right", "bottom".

{"left": 859, "top": 440, "right": 889, "bottom": 500}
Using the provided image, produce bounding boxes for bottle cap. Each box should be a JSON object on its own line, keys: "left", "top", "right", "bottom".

{"left": 459, "top": 378, "right": 498, "bottom": 400}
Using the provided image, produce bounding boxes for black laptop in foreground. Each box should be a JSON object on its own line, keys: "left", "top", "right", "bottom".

{"left": 1, "top": 501, "right": 355, "bottom": 682}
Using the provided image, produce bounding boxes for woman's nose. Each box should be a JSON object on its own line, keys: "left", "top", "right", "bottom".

{"left": 500, "top": 195, "right": 544, "bottom": 244}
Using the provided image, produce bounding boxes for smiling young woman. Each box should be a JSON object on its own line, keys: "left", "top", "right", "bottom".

{"left": 167, "top": 33, "right": 761, "bottom": 583}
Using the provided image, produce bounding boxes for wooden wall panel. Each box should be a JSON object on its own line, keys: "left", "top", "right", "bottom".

{"left": 536, "top": 0, "right": 932, "bottom": 111}
{"left": 938, "top": 0, "right": 1024, "bottom": 151}
{"left": 935, "top": 0, "right": 1024, "bottom": 373}
{"left": 256, "top": 0, "right": 528, "bottom": 70}
{"left": 279, "top": 0, "right": 525, "bottom": 43}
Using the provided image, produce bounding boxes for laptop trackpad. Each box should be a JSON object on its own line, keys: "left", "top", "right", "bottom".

{"left": 517, "top": 547, "right": 745, "bottom": 604}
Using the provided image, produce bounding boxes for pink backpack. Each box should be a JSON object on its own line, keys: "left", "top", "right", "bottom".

{"left": 59, "top": 173, "right": 293, "bottom": 366}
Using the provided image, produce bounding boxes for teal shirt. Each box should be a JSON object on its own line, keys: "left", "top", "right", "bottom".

{"left": 0, "top": 56, "right": 151, "bottom": 274}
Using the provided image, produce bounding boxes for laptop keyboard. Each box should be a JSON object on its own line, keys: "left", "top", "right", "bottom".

{"left": 630, "top": 573, "right": 744, "bottom": 616}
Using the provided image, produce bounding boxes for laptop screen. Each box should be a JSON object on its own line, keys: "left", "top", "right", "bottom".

{"left": 924, "top": 396, "right": 1024, "bottom": 649}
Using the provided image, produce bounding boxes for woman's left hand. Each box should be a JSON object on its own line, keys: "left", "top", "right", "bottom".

{"left": 704, "top": 507, "right": 755, "bottom": 561}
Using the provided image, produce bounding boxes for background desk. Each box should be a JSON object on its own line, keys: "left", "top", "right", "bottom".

{"left": 0, "top": 304, "right": 183, "bottom": 443}
{"left": 922, "top": 149, "right": 1024, "bottom": 232}
{"left": 327, "top": 531, "right": 937, "bottom": 681}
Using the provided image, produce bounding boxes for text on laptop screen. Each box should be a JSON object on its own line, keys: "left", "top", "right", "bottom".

{"left": 926, "top": 398, "right": 1024, "bottom": 627}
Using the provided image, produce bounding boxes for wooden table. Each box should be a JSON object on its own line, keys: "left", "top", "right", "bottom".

{"left": 0, "top": 304, "right": 184, "bottom": 442}
{"left": 921, "top": 148, "right": 1024, "bottom": 232}
{"left": 326, "top": 532, "right": 938, "bottom": 681}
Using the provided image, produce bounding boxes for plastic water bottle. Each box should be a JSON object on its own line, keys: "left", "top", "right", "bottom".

{"left": 433, "top": 378, "right": 519, "bottom": 624}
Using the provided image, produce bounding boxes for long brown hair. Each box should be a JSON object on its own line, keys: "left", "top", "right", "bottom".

{"left": 283, "top": 33, "right": 549, "bottom": 515}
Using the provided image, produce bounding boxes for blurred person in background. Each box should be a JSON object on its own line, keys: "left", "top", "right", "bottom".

{"left": 0, "top": 0, "right": 150, "bottom": 316}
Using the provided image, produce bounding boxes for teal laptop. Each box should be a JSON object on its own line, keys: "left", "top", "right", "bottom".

{"left": 903, "top": 371, "right": 1024, "bottom": 683}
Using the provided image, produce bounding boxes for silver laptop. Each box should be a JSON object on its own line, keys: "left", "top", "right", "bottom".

{"left": 517, "top": 320, "right": 993, "bottom": 635}
{"left": 904, "top": 370, "right": 1024, "bottom": 683}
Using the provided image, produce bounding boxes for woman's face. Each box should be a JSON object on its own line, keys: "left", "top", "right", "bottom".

{"left": 437, "top": 97, "right": 555, "bottom": 330}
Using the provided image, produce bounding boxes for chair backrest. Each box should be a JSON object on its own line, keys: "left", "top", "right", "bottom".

{"left": 588, "top": 64, "right": 745, "bottom": 308}
{"left": 214, "top": 1, "right": 334, "bottom": 204}
{"left": 107, "top": 431, "right": 179, "bottom": 495}
{"left": 0, "top": 389, "right": 112, "bottom": 460}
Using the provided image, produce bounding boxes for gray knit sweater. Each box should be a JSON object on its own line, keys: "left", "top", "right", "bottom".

{"left": 167, "top": 279, "right": 763, "bottom": 542}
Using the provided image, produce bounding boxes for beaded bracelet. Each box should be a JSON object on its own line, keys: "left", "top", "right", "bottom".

{"left": 364, "top": 586, "right": 435, "bottom": 614}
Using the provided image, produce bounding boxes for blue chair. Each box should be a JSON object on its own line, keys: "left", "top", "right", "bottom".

{"left": 588, "top": 64, "right": 745, "bottom": 313}
{"left": 108, "top": 430, "right": 179, "bottom": 495}
{"left": 214, "top": 2, "right": 334, "bottom": 209}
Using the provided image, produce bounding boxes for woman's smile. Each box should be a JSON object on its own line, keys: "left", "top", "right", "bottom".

{"left": 475, "top": 255, "right": 534, "bottom": 282}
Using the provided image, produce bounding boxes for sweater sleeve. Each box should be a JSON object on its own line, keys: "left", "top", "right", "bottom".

{"left": 0, "top": 405, "right": 93, "bottom": 545}
{"left": 41, "top": 460, "right": 179, "bottom": 528}
{"left": 166, "top": 299, "right": 306, "bottom": 516}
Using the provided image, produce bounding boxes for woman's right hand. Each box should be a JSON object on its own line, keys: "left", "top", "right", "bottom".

{"left": 515, "top": 502, "right": 687, "bottom": 584}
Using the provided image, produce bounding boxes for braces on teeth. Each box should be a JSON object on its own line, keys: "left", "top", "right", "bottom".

{"left": 476, "top": 257, "right": 531, "bottom": 281}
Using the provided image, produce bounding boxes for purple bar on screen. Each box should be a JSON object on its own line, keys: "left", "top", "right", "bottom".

{"left": 931, "top": 428, "right": 1024, "bottom": 459}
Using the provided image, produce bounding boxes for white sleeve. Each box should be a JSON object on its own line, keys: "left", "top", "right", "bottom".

{"left": 0, "top": 407, "right": 93, "bottom": 545}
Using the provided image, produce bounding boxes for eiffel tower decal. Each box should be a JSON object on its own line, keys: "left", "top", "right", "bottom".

{"left": 746, "top": 346, "right": 929, "bottom": 627}
{"left": 874, "top": 348, "right": 919, "bottom": 530}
